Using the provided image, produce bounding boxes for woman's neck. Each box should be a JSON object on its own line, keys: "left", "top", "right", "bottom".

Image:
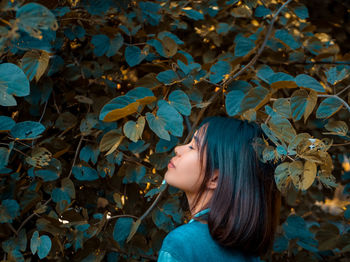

{"left": 186, "top": 189, "right": 213, "bottom": 217}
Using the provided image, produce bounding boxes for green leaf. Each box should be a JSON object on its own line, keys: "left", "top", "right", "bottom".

{"left": 316, "top": 97, "right": 343, "bottom": 118}
{"left": 295, "top": 74, "right": 326, "bottom": 93}
{"left": 113, "top": 217, "right": 134, "bottom": 247}
{"left": 125, "top": 45, "right": 146, "bottom": 67}
{"left": 72, "top": 165, "right": 99, "bottom": 181}
{"left": 274, "top": 162, "right": 290, "bottom": 192}
{"left": 10, "top": 121, "right": 46, "bottom": 140}
{"left": 225, "top": 90, "right": 245, "bottom": 116}
{"left": 0, "top": 63, "right": 30, "bottom": 106}
{"left": 0, "top": 199, "right": 20, "bottom": 223}
{"left": 123, "top": 116, "right": 145, "bottom": 142}
{"left": 168, "top": 90, "right": 191, "bottom": 116}
{"left": 209, "top": 60, "right": 231, "bottom": 83}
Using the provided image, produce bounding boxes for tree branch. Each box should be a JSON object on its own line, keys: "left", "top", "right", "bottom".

{"left": 222, "top": 0, "right": 293, "bottom": 87}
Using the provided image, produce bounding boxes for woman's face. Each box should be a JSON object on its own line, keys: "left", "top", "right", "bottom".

{"left": 164, "top": 128, "right": 205, "bottom": 195}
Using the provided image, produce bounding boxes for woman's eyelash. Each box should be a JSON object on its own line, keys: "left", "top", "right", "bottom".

{"left": 189, "top": 145, "right": 194, "bottom": 150}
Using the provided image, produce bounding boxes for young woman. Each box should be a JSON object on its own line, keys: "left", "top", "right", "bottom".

{"left": 157, "top": 116, "right": 281, "bottom": 262}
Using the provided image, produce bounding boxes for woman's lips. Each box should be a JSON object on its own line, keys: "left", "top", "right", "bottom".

{"left": 168, "top": 161, "right": 175, "bottom": 168}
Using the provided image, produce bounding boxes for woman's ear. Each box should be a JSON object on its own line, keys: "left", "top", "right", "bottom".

{"left": 207, "top": 169, "right": 219, "bottom": 190}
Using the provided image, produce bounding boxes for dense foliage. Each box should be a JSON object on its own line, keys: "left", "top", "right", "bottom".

{"left": 0, "top": 0, "right": 350, "bottom": 261}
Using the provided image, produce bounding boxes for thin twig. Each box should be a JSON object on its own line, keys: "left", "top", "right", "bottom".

{"left": 222, "top": 0, "right": 293, "bottom": 87}
{"left": 0, "top": 143, "right": 29, "bottom": 157}
{"left": 335, "top": 85, "right": 350, "bottom": 97}
{"left": 67, "top": 134, "right": 84, "bottom": 179}
{"left": 16, "top": 198, "right": 51, "bottom": 234}
{"left": 7, "top": 223, "right": 18, "bottom": 236}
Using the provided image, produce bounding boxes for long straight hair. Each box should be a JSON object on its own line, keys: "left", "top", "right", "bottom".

{"left": 189, "top": 116, "right": 281, "bottom": 257}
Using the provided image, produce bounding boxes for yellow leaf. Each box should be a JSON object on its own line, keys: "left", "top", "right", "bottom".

{"left": 103, "top": 101, "right": 140, "bottom": 122}
{"left": 302, "top": 161, "right": 317, "bottom": 190}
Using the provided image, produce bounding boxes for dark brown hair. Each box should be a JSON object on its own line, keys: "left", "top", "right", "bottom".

{"left": 190, "top": 116, "right": 281, "bottom": 257}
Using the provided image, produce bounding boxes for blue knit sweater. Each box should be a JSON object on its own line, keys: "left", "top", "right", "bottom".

{"left": 157, "top": 208, "right": 261, "bottom": 262}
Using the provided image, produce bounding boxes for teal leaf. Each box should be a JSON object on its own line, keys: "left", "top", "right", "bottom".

{"left": 30, "top": 231, "right": 39, "bottom": 255}
{"left": 125, "top": 45, "right": 146, "bottom": 67}
{"left": 79, "top": 145, "right": 99, "bottom": 165}
{"left": 225, "top": 90, "right": 245, "bottom": 116}
{"left": 113, "top": 217, "right": 134, "bottom": 247}
{"left": 295, "top": 74, "right": 326, "bottom": 93}
{"left": 125, "top": 87, "right": 155, "bottom": 101}
{"left": 269, "top": 72, "right": 295, "bottom": 83}
{"left": 72, "top": 165, "right": 99, "bottom": 181}
{"left": 0, "top": 63, "right": 30, "bottom": 106}
{"left": 282, "top": 215, "right": 314, "bottom": 241}
{"left": 123, "top": 165, "right": 146, "bottom": 184}
{"left": 146, "top": 112, "right": 170, "bottom": 140}
{"left": 345, "top": 205, "right": 350, "bottom": 220}
{"left": 0, "top": 199, "right": 20, "bottom": 223}
{"left": 325, "top": 67, "right": 349, "bottom": 85}
{"left": 35, "top": 169, "right": 59, "bottom": 182}
{"left": 234, "top": 36, "right": 255, "bottom": 57}
{"left": 30, "top": 231, "right": 52, "bottom": 259}
{"left": 91, "top": 34, "right": 123, "bottom": 57}
{"left": 275, "top": 29, "right": 300, "bottom": 50}
{"left": 273, "top": 235, "right": 289, "bottom": 252}
{"left": 177, "top": 59, "right": 201, "bottom": 75}
{"left": 292, "top": 4, "right": 309, "bottom": 19}
{"left": 290, "top": 90, "right": 308, "bottom": 121}
{"left": 16, "top": 3, "right": 57, "bottom": 35}
{"left": 158, "top": 31, "right": 184, "bottom": 45}
{"left": 182, "top": 8, "right": 204, "bottom": 20}
{"left": 209, "top": 60, "right": 231, "bottom": 83}
{"left": 257, "top": 65, "right": 275, "bottom": 84}
{"left": 157, "top": 100, "right": 184, "bottom": 137}
{"left": 52, "top": 178, "right": 75, "bottom": 203}
{"left": 10, "top": 121, "right": 46, "bottom": 139}
{"left": 168, "top": 90, "right": 191, "bottom": 116}
{"left": 0, "top": 147, "right": 10, "bottom": 168}
{"left": 156, "top": 135, "right": 178, "bottom": 153}
{"left": 254, "top": 5, "right": 271, "bottom": 17}
{"left": 156, "top": 70, "right": 179, "bottom": 85}
{"left": 0, "top": 116, "right": 16, "bottom": 131}
{"left": 316, "top": 97, "right": 343, "bottom": 119}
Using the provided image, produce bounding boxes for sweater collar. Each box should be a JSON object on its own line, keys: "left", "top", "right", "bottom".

{"left": 188, "top": 208, "right": 211, "bottom": 224}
